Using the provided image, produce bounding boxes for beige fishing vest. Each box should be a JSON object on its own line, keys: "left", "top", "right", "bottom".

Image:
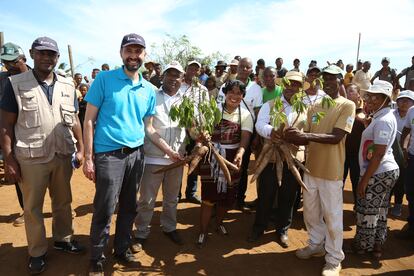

{"left": 10, "top": 71, "right": 77, "bottom": 165}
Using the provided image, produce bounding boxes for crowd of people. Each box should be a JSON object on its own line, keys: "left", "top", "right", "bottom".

{"left": 1, "top": 33, "right": 414, "bottom": 276}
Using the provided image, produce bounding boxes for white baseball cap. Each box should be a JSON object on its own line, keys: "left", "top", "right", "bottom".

{"left": 162, "top": 60, "right": 184, "bottom": 74}
{"left": 397, "top": 90, "right": 414, "bottom": 101}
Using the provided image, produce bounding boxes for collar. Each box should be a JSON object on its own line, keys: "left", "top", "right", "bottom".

{"left": 160, "top": 87, "right": 182, "bottom": 97}
{"left": 32, "top": 70, "right": 57, "bottom": 86}
{"left": 373, "top": 106, "right": 391, "bottom": 119}
{"left": 116, "top": 66, "right": 145, "bottom": 87}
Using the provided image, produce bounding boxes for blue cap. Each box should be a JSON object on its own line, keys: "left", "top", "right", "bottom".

{"left": 31, "top": 37, "right": 59, "bottom": 53}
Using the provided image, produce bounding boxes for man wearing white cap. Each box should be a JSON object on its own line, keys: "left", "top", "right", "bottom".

{"left": 285, "top": 65, "right": 355, "bottom": 276}
{"left": 134, "top": 61, "right": 186, "bottom": 247}
{"left": 223, "top": 59, "right": 238, "bottom": 82}
{"left": 390, "top": 90, "right": 414, "bottom": 216}
{"left": 399, "top": 89, "right": 414, "bottom": 239}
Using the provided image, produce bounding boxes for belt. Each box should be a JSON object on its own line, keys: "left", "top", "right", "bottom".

{"left": 116, "top": 145, "right": 142, "bottom": 155}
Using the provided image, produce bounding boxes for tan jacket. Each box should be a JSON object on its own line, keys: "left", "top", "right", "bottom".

{"left": 10, "top": 71, "right": 77, "bottom": 165}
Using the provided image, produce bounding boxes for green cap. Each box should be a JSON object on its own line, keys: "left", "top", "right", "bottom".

{"left": 1, "top": 42, "right": 25, "bottom": 61}
{"left": 322, "top": 64, "right": 343, "bottom": 77}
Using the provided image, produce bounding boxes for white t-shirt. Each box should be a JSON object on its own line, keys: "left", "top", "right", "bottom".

{"left": 404, "top": 106, "right": 414, "bottom": 155}
{"left": 302, "top": 89, "right": 326, "bottom": 106}
{"left": 216, "top": 80, "right": 263, "bottom": 120}
{"left": 393, "top": 108, "right": 407, "bottom": 142}
{"left": 359, "top": 107, "right": 398, "bottom": 175}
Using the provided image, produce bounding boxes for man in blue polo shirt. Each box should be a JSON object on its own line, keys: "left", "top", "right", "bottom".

{"left": 83, "top": 33, "right": 179, "bottom": 274}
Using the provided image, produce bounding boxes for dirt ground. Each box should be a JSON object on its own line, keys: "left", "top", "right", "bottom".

{"left": 1, "top": 163, "right": 414, "bottom": 276}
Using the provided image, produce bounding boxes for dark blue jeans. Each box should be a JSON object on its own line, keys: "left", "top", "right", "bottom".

{"left": 252, "top": 162, "right": 298, "bottom": 235}
{"left": 90, "top": 147, "right": 144, "bottom": 261}
{"left": 405, "top": 153, "right": 414, "bottom": 229}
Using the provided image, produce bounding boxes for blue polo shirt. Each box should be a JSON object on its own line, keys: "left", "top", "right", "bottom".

{"left": 85, "top": 67, "right": 156, "bottom": 153}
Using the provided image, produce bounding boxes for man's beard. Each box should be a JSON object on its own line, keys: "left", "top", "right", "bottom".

{"left": 123, "top": 58, "right": 142, "bottom": 72}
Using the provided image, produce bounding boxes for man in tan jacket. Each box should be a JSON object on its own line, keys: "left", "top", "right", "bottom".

{"left": 0, "top": 36, "right": 84, "bottom": 274}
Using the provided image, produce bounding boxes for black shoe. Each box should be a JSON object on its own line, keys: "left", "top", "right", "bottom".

{"left": 186, "top": 195, "right": 202, "bottom": 204}
{"left": 247, "top": 230, "right": 263, "bottom": 242}
{"left": 54, "top": 240, "right": 85, "bottom": 254}
{"left": 28, "top": 254, "right": 46, "bottom": 275}
{"left": 114, "top": 248, "right": 137, "bottom": 264}
{"left": 279, "top": 233, "right": 289, "bottom": 248}
{"left": 163, "top": 230, "right": 184, "bottom": 245}
{"left": 245, "top": 199, "right": 257, "bottom": 209}
{"left": 88, "top": 259, "right": 104, "bottom": 276}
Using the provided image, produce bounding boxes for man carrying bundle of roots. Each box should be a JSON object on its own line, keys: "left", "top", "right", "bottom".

{"left": 247, "top": 71, "right": 308, "bottom": 248}
{"left": 284, "top": 65, "right": 356, "bottom": 276}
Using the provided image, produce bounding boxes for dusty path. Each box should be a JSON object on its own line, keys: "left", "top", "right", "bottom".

{"left": 0, "top": 167, "right": 413, "bottom": 275}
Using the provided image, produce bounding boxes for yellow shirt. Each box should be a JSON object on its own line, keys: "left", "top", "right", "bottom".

{"left": 305, "top": 96, "right": 356, "bottom": 180}
{"left": 343, "top": 72, "right": 354, "bottom": 87}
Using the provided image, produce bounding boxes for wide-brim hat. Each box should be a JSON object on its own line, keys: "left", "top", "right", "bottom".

{"left": 215, "top": 60, "right": 227, "bottom": 68}
{"left": 284, "top": 71, "right": 310, "bottom": 90}
{"left": 228, "top": 59, "right": 239, "bottom": 66}
{"left": 361, "top": 80, "right": 393, "bottom": 99}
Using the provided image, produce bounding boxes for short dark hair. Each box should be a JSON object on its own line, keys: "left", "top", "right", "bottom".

{"left": 74, "top": 73, "right": 82, "bottom": 77}
{"left": 222, "top": 80, "right": 246, "bottom": 97}
{"left": 257, "top": 58, "right": 265, "bottom": 66}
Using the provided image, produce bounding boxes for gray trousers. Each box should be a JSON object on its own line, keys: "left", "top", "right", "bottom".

{"left": 90, "top": 147, "right": 144, "bottom": 261}
{"left": 135, "top": 164, "right": 183, "bottom": 238}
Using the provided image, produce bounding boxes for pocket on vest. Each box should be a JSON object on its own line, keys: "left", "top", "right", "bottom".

{"left": 15, "top": 140, "right": 45, "bottom": 159}
{"left": 60, "top": 104, "right": 76, "bottom": 127}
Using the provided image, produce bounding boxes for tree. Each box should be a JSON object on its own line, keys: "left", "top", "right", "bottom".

{"left": 150, "top": 34, "right": 228, "bottom": 69}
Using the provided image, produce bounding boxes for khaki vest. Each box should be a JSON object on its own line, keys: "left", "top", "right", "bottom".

{"left": 10, "top": 71, "right": 77, "bottom": 165}
{"left": 144, "top": 90, "right": 186, "bottom": 159}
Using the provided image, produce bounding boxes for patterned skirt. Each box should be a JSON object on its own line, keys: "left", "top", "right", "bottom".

{"left": 354, "top": 169, "right": 399, "bottom": 250}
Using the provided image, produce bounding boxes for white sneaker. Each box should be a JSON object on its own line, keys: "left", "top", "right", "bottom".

{"left": 322, "top": 262, "right": 341, "bottom": 276}
{"left": 296, "top": 245, "right": 326, "bottom": 259}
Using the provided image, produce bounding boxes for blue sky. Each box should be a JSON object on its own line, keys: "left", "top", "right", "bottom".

{"left": 2, "top": 0, "right": 414, "bottom": 80}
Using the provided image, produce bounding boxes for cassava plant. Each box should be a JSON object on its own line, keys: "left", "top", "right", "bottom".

{"left": 251, "top": 76, "right": 336, "bottom": 191}
{"left": 154, "top": 77, "right": 238, "bottom": 184}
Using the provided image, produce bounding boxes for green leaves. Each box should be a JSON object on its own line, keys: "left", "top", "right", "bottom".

{"left": 169, "top": 93, "right": 221, "bottom": 136}
{"left": 321, "top": 95, "right": 336, "bottom": 109}
{"left": 313, "top": 112, "right": 326, "bottom": 124}
{"left": 291, "top": 92, "right": 307, "bottom": 114}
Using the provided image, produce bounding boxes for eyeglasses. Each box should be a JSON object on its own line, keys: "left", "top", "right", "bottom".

{"left": 363, "top": 94, "right": 379, "bottom": 101}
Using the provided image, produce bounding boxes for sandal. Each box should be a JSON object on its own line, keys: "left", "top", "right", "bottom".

{"left": 216, "top": 224, "right": 229, "bottom": 236}
{"left": 196, "top": 233, "right": 207, "bottom": 248}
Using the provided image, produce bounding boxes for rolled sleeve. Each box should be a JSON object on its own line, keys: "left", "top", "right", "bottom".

{"left": 334, "top": 101, "right": 356, "bottom": 133}
{"left": 255, "top": 102, "right": 273, "bottom": 138}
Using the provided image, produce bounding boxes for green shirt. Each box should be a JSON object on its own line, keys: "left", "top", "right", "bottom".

{"left": 262, "top": 86, "right": 282, "bottom": 103}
